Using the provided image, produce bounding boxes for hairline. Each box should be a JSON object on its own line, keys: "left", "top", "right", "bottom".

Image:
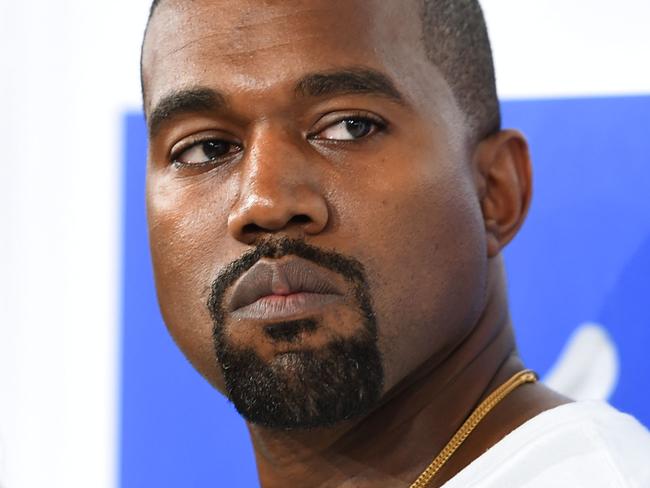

{"left": 141, "top": 0, "right": 500, "bottom": 142}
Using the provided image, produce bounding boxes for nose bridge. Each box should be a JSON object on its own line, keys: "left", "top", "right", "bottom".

{"left": 228, "top": 124, "right": 329, "bottom": 242}
{"left": 246, "top": 126, "right": 307, "bottom": 199}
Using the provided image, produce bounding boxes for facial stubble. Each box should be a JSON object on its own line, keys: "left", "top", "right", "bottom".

{"left": 207, "top": 237, "right": 384, "bottom": 430}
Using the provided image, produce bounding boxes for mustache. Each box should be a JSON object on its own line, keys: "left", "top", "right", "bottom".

{"left": 207, "top": 237, "right": 370, "bottom": 324}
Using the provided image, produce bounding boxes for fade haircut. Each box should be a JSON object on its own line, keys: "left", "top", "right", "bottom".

{"left": 421, "top": 0, "right": 500, "bottom": 139}
{"left": 144, "top": 0, "right": 500, "bottom": 140}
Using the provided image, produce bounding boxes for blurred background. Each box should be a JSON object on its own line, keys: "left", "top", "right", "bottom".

{"left": 1, "top": 1, "right": 649, "bottom": 487}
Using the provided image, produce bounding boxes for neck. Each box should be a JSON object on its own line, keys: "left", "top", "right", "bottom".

{"left": 249, "top": 261, "right": 528, "bottom": 487}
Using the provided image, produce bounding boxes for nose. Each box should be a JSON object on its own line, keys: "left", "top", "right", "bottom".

{"left": 227, "top": 130, "right": 329, "bottom": 244}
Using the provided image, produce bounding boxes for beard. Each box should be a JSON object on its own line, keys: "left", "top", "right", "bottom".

{"left": 207, "top": 237, "right": 384, "bottom": 430}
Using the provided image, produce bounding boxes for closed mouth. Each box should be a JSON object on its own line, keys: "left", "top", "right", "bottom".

{"left": 227, "top": 256, "right": 346, "bottom": 321}
{"left": 232, "top": 291, "right": 344, "bottom": 321}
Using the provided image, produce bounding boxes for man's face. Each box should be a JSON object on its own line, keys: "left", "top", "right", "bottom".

{"left": 143, "top": 0, "right": 489, "bottom": 428}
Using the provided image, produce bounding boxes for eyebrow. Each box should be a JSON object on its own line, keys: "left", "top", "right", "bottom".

{"left": 147, "top": 68, "right": 407, "bottom": 137}
{"left": 148, "top": 87, "right": 227, "bottom": 137}
{"left": 295, "top": 68, "right": 407, "bottom": 105}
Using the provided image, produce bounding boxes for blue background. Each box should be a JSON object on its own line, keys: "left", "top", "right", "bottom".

{"left": 120, "top": 96, "right": 650, "bottom": 487}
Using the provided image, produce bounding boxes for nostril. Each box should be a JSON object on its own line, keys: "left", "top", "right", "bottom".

{"left": 289, "top": 214, "right": 312, "bottom": 226}
{"left": 242, "top": 223, "right": 264, "bottom": 236}
{"left": 237, "top": 214, "right": 317, "bottom": 241}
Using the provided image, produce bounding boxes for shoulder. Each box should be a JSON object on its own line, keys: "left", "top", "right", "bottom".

{"left": 444, "top": 401, "right": 650, "bottom": 488}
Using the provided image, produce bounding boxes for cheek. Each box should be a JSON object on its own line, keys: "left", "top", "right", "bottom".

{"left": 338, "top": 157, "right": 488, "bottom": 390}
{"left": 146, "top": 174, "right": 238, "bottom": 391}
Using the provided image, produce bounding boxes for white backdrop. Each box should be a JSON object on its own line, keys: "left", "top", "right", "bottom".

{"left": 1, "top": 1, "right": 649, "bottom": 487}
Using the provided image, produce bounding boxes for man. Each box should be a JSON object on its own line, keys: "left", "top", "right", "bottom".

{"left": 140, "top": 0, "right": 650, "bottom": 486}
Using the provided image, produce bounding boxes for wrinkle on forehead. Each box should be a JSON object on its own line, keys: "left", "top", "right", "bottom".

{"left": 145, "top": 1, "right": 365, "bottom": 64}
{"left": 159, "top": 8, "right": 332, "bottom": 60}
{"left": 142, "top": 0, "right": 388, "bottom": 104}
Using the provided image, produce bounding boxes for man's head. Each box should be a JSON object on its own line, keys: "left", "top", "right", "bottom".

{"left": 142, "top": 0, "right": 530, "bottom": 429}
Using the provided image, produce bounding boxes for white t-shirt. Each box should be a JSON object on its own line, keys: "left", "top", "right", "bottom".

{"left": 443, "top": 401, "right": 650, "bottom": 488}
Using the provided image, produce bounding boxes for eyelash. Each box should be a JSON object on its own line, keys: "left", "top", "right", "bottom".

{"left": 170, "top": 137, "right": 241, "bottom": 168}
{"left": 308, "top": 112, "right": 388, "bottom": 141}
{"left": 168, "top": 112, "right": 389, "bottom": 169}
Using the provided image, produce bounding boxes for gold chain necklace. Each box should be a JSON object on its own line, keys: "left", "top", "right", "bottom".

{"left": 408, "top": 369, "right": 538, "bottom": 488}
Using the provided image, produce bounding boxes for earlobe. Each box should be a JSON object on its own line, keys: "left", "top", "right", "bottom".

{"left": 473, "top": 130, "right": 533, "bottom": 257}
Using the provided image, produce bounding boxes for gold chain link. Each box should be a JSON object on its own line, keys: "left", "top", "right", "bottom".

{"left": 408, "top": 369, "right": 538, "bottom": 488}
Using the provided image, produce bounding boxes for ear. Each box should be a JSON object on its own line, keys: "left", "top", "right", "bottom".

{"left": 472, "top": 130, "right": 532, "bottom": 258}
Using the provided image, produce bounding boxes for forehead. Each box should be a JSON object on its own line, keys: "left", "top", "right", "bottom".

{"left": 142, "top": 0, "right": 450, "bottom": 112}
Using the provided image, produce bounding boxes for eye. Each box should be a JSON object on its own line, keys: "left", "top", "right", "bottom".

{"left": 172, "top": 139, "right": 240, "bottom": 167}
{"left": 315, "top": 116, "right": 385, "bottom": 141}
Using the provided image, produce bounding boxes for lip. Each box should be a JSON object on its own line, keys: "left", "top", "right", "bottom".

{"left": 227, "top": 257, "right": 345, "bottom": 321}
{"left": 232, "top": 292, "right": 343, "bottom": 321}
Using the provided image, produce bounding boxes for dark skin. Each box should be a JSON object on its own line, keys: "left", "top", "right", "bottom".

{"left": 142, "top": 0, "right": 569, "bottom": 486}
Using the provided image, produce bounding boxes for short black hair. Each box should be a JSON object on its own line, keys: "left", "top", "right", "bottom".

{"left": 420, "top": 0, "right": 500, "bottom": 139}
{"left": 144, "top": 0, "right": 500, "bottom": 140}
